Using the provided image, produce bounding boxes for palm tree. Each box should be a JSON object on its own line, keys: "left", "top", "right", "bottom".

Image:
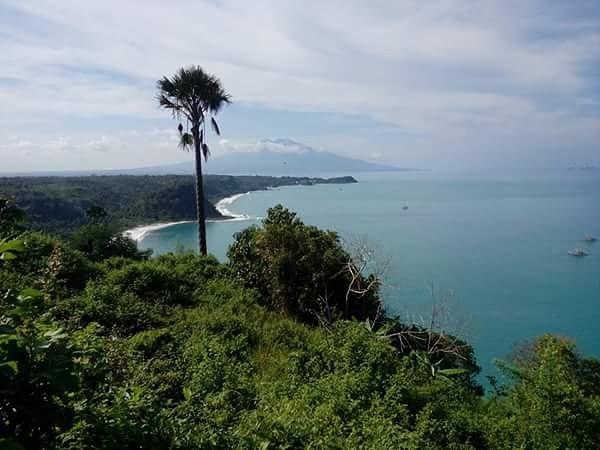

{"left": 157, "top": 66, "right": 230, "bottom": 255}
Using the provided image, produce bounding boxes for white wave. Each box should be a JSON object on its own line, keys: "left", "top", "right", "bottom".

{"left": 123, "top": 221, "right": 193, "bottom": 242}
{"left": 214, "top": 192, "right": 252, "bottom": 220}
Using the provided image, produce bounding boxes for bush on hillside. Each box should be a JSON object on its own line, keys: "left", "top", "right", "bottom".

{"left": 69, "top": 224, "right": 149, "bottom": 262}
{"left": 1, "top": 213, "right": 600, "bottom": 449}
{"left": 483, "top": 335, "right": 600, "bottom": 448}
{"left": 0, "top": 196, "right": 26, "bottom": 237}
{"left": 0, "top": 231, "right": 97, "bottom": 296}
{"left": 228, "top": 205, "right": 382, "bottom": 324}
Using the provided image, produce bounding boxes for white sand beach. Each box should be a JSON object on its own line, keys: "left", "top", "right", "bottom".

{"left": 124, "top": 192, "right": 252, "bottom": 242}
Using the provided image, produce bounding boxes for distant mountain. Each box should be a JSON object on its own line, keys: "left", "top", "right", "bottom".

{"left": 130, "top": 139, "right": 411, "bottom": 175}
{"left": 0, "top": 139, "right": 414, "bottom": 177}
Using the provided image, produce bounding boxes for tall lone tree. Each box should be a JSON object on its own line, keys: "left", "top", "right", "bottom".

{"left": 157, "top": 66, "right": 230, "bottom": 255}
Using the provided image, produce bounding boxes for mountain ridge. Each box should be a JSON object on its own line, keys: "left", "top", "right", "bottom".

{"left": 0, "top": 139, "right": 415, "bottom": 176}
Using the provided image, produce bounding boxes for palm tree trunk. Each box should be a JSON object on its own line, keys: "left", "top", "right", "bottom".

{"left": 192, "top": 126, "right": 208, "bottom": 255}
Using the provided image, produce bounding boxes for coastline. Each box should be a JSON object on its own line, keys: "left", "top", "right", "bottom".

{"left": 121, "top": 176, "right": 357, "bottom": 243}
{"left": 123, "top": 220, "right": 194, "bottom": 242}
{"left": 123, "top": 192, "right": 252, "bottom": 243}
{"left": 213, "top": 192, "right": 251, "bottom": 220}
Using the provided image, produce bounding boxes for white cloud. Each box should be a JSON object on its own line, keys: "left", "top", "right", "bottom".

{"left": 0, "top": 0, "right": 598, "bottom": 169}
{"left": 147, "top": 128, "right": 177, "bottom": 137}
{"left": 86, "top": 135, "right": 120, "bottom": 152}
{"left": 1, "top": 134, "right": 123, "bottom": 157}
{"left": 0, "top": 138, "right": 33, "bottom": 155}
{"left": 46, "top": 136, "right": 74, "bottom": 152}
{"left": 216, "top": 138, "right": 315, "bottom": 154}
{"left": 260, "top": 138, "right": 313, "bottom": 153}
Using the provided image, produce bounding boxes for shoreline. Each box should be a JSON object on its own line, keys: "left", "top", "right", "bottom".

{"left": 123, "top": 192, "right": 253, "bottom": 243}
{"left": 214, "top": 192, "right": 251, "bottom": 220}
{"left": 121, "top": 176, "right": 357, "bottom": 243}
{"left": 123, "top": 220, "right": 194, "bottom": 242}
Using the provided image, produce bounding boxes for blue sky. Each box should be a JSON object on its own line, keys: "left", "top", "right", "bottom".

{"left": 0, "top": 0, "right": 598, "bottom": 171}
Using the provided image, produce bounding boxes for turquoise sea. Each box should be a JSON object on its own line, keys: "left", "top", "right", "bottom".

{"left": 140, "top": 171, "right": 600, "bottom": 379}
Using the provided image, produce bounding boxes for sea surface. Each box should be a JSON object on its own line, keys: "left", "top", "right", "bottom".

{"left": 140, "top": 171, "right": 600, "bottom": 380}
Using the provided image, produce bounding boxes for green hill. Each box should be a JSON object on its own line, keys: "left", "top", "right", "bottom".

{"left": 0, "top": 174, "right": 356, "bottom": 233}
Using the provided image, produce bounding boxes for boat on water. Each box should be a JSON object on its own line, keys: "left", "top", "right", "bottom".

{"left": 583, "top": 235, "right": 597, "bottom": 242}
{"left": 402, "top": 206, "right": 409, "bottom": 210}
{"left": 568, "top": 248, "right": 589, "bottom": 257}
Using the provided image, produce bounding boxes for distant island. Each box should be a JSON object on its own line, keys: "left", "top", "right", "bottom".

{"left": 567, "top": 165, "right": 598, "bottom": 172}
{"left": 0, "top": 174, "right": 357, "bottom": 233}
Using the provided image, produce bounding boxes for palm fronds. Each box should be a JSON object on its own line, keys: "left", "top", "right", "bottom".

{"left": 201, "top": 143, "right": 210, "bottom": 161}
{"left": 157, "top": 65, "right": 230, "bottom": 159}
{"left": 178, "top": 132, "right": 194, "bottom": 151}
{"left": 211, "top": 117, "right": 221, "bottom": 136}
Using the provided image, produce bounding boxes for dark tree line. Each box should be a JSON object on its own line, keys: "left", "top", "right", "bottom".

{"left": 0, "top": 175, "right": 354, "bottom": 234}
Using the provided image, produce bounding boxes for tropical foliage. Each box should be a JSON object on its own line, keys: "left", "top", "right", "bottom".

{"left": 1, "top": 205, "right": 599, "bottom": 449}
{"left": 0, "top": 197, "right": 25, "bottom": 237}
{"left": 229, "top": 205, "right": 381, "bottom": 324}
{"left": 0, "top": 175, "right": 352, "bottom": 234}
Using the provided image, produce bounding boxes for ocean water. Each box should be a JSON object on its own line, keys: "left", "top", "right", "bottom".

{"left": 140, "top": 171, "right": 600, "bottom": 379}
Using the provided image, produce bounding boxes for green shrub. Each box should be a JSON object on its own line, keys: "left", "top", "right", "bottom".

{"left": 70, "top": 224, "right": 148, "bottom": 262}
{"left": 0, "top": 287, "right": 79, "bottom": 449}
{"left": 228, "top": 205, "right": 381, "bottom": 324}
{"left": 483, "top": 335, "right": 600, "bottom": 449}
{"left": 2, "top": 217, "right": 599, "bottom": 449}
{"left": 0, "top": 231, "right": 98, "bottom": 296}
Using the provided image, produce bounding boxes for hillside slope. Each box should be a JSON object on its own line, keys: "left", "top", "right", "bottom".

{"left": 0, "top": 174, "right": 356, "bottom": 232}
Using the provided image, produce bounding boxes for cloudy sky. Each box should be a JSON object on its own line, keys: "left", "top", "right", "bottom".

{"left": 1, "top": 0, "right": 599, "bottom": 172}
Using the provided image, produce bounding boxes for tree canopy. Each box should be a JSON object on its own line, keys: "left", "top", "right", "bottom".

{"left": 1, "top": 208, "right": 599, "bottom": 449}
{"left": 0, "top": 175, "right": 352, "bottom": 234}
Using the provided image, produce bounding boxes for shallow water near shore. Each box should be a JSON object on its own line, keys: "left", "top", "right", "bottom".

{"left": 139, "top": 171, "right": 600, "bottom": 381}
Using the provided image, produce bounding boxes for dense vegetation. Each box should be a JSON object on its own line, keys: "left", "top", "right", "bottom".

{"left": 1, "top": 202, "right": 599, "bottom": 449}
{"left": 0, "top": 175, "right": 356, "bottom": 234}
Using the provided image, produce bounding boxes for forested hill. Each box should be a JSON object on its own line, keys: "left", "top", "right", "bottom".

{"left": 0, "top": 174, "right": 357, "bottom": 233}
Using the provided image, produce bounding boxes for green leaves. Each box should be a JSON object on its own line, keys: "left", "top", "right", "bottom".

{"left": 43, "top": 327, "right": 69, "bottom": 343}
{"left": 228, "top": 205, "right": 381, "bottom": 324}
{"left": 18, "top": 287, "right": 42, "bottom": 300}
{"left": 1, "top": 210, "right": 599, "bottom": 448}
{"left": 0, "top": 238, "right": 24, "bottom": 261}
{"left": 182, "top": 386, "right": 193, "bottom": 401}
{"left": 0, "top": 303, "right": 78, "bottom": 447}
{"left": 0, "top": 342, "right": 19, "bottom": 376}
{"left": 0, "top": 196, "right": 26, "bottom": 234}
{"left": 437, "top": 367, "right": 470, "bottom": 377}
{"left": 0, "top": 439, "right": 25, "bottom": 450}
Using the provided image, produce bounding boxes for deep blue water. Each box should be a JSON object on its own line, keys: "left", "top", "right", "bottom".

{"left": 140, "top": 171, "right": 600, "bottom": 379}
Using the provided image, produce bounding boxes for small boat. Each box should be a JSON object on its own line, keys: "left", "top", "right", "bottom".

{"left": 583, "top": 235, "right": 597, "bottom": 242}
{"left": 568, "top": 248, "right": 589, "bottom": 257}
{"left": 402, "top": 206, "right": 409, "bottom": 210}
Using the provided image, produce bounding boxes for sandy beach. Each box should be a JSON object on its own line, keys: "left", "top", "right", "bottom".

{"left": 124, "top": 192, "right": 252, "bottom": 242}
